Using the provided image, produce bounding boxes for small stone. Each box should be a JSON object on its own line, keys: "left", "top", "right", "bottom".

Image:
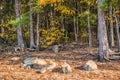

{"left": 61, "top": 62, "right": 72, "bottom": 74}
{"left": 38, "top": 67, "right": 47, "bottom": 74}
{"left": 52, "top": 45, "right": 59, "bottom": 53}
{"left": 83, "top": 60, "right": 98, "bottom": 71}
{"left": 11, "top": 57, "right": 20, "bottom": 61}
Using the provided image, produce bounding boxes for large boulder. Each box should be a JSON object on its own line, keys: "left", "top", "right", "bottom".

{"left": 83, "top": 60, "right": 98, "bottom": 71}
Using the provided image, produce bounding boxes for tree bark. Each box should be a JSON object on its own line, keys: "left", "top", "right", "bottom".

{"left": 0, "top": 0, "right": 2, "bottom": 25}
{"left": 88, "top": 5, "right": 92, "bottom": 54}
{"left": 30, "top": 0, "right": 36, "bottom": 49}
{"left": 114, "top": 9, "right": 120, "bottom": 52}
{"left": 109, "top": 2, "right": 115, "bottom": 47}
{"left": 0, "top": 1, "right": 4, "bottom": 33}
{"left": 98, "top": 0, "right": 109, "bottom": 61}
{"left": 15, "top": 0, "right": 24, "bottom": 47}
{"left": 61, "top": 14, "right": 64, "bottom": 29}
{"left": 74, "top": 16, "right": 78, "bottom": 42}
{"left": 36, "top": 13, "right": 40, "bottom": 51}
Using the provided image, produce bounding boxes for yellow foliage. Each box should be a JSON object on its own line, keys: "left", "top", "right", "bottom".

{"left": 38, "top": 0, "right": 64, "bottom": 6}
{"left": 40, "top": 27, "right": 64, "bottom": 47}
{"left": 106, "top": 16, "right": 115, "bottom": 23}
{"left": 81, "top": 33, "right": 88, "bottom": 38}
{"left": 55, "top": 5, "right": 75, "bottom": 15}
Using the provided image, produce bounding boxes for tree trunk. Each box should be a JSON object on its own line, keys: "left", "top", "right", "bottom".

{"left": 98, "top": 0, "right": 109, "bottom": 61}
{"left": 29, "top": 0, "right": 36, "bottom": 49}
{"left": 109, "top": 2, "right": 115, "bottom": 47}
{"left": 74, "top": 16, "right": 78, "bottom": 42}
{"left": 50, "top": 6, "right": 53, "bottom": 27}
{"left": 15, "top": 0, "right": 24, "bottom": 48}
{"left": 36, "top": 13, "right": 40, "bottom": 51}
{"left": 114, "top": 9, "right": 120, "bottom": 52}
{"left": 0, "top": 1, "right": 4, "bottom": 33}
{"left": 0, "top": 0, "right": 2, "bottom": 25}
{"left": 61, "top": 14, "right": 64, "bottom": 29}
{"left": 88, "top": 5, "right": 92, "bottom": 54}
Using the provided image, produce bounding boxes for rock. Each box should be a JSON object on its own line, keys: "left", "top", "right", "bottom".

{"left": 83, "top": 60, "right": 98, "bottom": 71}
{"left": 52, "top": 45, "right": 59, "bottom": 53}
{"left": 24, "top": 57, "right": 36, "bottom": 64}
{"left": 33, "top": 58, "right": 47, "bottom": 65}
{"left": 46, "top": 62, "right": 57, "bottom": 71}
{"left": 10, "top": 57, "right": 20, "bottom": 61}
{"left": 21, "top": 63, "right": 33, "bottom": 69}
{"left": 38, "top": 67, "right": 47, "bottom": 74}
{"left": 61, "top": 62, "right": 72, "bottom": 74}
{"left": 32, "top": 64, "right": 43, "bottom": 69}
{"left": 21, "top": 57, "right": 37, "bottom": 68}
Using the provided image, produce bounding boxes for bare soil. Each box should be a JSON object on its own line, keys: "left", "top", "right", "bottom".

{"left": 0, "top": 48, "right": 120, "bottom": 80}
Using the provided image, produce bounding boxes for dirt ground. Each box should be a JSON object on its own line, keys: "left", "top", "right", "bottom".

{"left": 0, "top": 48, "right": 120, "bottom": 80}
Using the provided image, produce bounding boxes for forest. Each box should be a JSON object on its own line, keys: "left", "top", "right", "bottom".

{"left": 0, "top": 0, "right": 120, "bottom": 80}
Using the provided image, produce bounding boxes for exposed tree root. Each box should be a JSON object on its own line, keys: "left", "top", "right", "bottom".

{"left": 104, "top": 49, "right": 120, "bottom": 61}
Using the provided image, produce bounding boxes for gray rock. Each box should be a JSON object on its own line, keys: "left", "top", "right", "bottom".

{"left": 24, "top": 57, "right": 36, "bottom": 64}
{"left": 61, "top": 62, "right": 72, "bottom": 74}
{"left": 38, "top": 67, "right": 47, "bottom": 74}
{"left": 83, "top": 60, "right": 98, "bottom": 71}
{"left": 52, "top": 45, "right": 59, "bottom": 53}
{"left": 21, "top": 57, "right": 37, "bottom": 68}
{"left": 21, "top": 63, "right": 33, "bottom": 69}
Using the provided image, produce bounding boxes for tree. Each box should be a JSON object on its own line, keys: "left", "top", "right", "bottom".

{"left": 29, "top": 0, "right": 36, "bottom": 49}
{"left": 109, "top": 2, "right": 115, "bottom": 47}
{"left": 15, "top": 0, "right": 24, "bottom": 48}
{"left": 0, "top": 0, "right": 4, "bottom": 33}
{"left": 114, "top": 9, "right": 120, "bottom": 52}
{"left": 98, "top": 0, "right": 110, "bottom": 61}
{"left": 36, "top": 13, "right": 40, "bottom": 51}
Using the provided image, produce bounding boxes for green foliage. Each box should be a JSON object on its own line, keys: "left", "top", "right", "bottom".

{"left": 40, "top": 27, "right": 64, "bottom": 47}
{"left": 10, "top": 12, "right": 30, "bottom": 27}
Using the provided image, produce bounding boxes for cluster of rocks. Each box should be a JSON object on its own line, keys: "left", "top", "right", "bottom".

{"left": 21, "top": 57, "right": 73, "bottom": 74}
{"left": 21, "top": 57, "right": 98, "bottom": 74}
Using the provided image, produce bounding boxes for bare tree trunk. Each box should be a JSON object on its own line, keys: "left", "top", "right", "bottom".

{"left": 0, "top": 0, "right": 2, "bottom": 25}
{"left": 15, "top": 0, "right": 24, "bottom": 47}
{"left": 109, "top": 2, "right": 115, "bottom": 47}
{"left": 88, "top": 5, "right": 92, "bottom": 54}
{"left": 0, "top": 1, "right": 4, "bottom": 33}
{"left": 74, "top": 16, "right": 78, "bottom": 42}
{"left": 76, "top": 2, "right": 79, "bottom": 38}
{"left": 36, "top": 13, "right": 40, "bottom": 51}
{"left": 61, "top": 14, "right": 64, "bottom": 29}
{"left": 98, "top": 0, "right": 109, "bottom": 61}
{"left": 114, "top": 9, "right": 120, "bottom": 52}
{"left": 29, "top": 0, "right": 36, "bottom": 49}
{"left": 50, "top": 6, "right": 53, "bottom": 27}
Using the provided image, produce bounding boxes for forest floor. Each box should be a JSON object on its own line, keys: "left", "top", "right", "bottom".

{"left": 0, "top": 47, "right": 120, "bottom": 80}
